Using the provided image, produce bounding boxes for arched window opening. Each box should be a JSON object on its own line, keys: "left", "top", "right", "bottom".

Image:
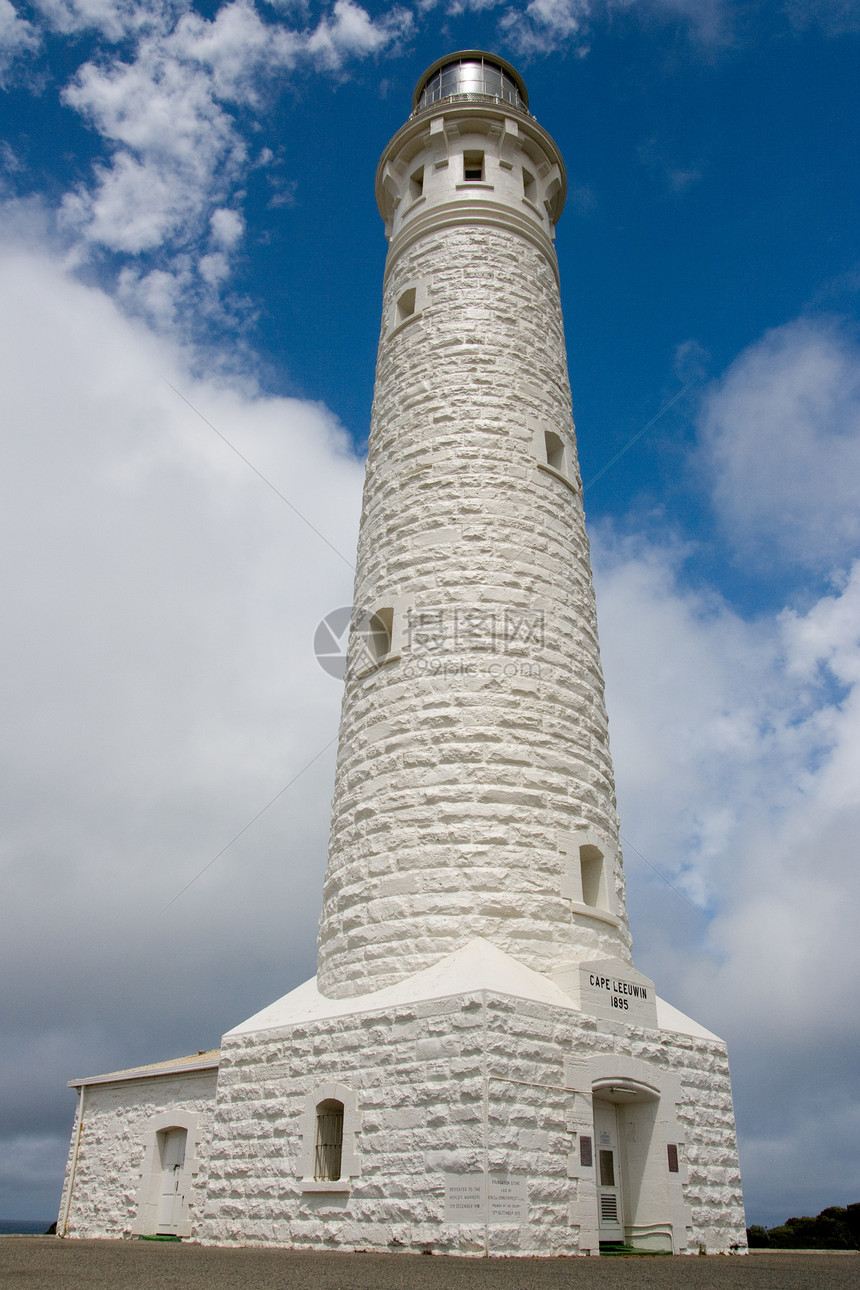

{"left": 367, "top": 607, "right": 393, "bottom": 662}
{"left": 314, "top": 1099, "right": 344, "bottom": 1181}
{"left": 579, "top": 843, "right": 604, "bottom": 908}
{"left": 396, "top": 288, "right": 417, "bottom": 324}
{"left": 545, "top": 430, "right": 565, "bottom": 473}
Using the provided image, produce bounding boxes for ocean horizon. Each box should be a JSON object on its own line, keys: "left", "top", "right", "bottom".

{"left": 0, "top": 1219, "right": 53, "bottom": 1235}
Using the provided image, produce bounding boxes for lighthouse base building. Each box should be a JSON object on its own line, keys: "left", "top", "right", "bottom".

{"left": 59, "top": 942, "right": 745, "bottom": 1255}
{"left": 59, "top": 53, "right": 746, "bottom": 1256}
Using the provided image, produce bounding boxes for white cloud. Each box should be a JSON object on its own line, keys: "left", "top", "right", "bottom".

{"left": 209, "top": 207, "right": 245, "bottom": 251}
{"left": 170, "top": 0, "right": 300, "bottom": 99}
{"left": 593, "top": 529, "right": 860, "bottom": 1220}
{"left": 198, "top": 249, "right": 231, "bottom": 283}
{"left": 60, "top": 34, "right": 249, "bottom": 253}
{"left": 699, "top": 318, "right": 860, "bottom": 572}
{"left": 32, "top": 0, "right": 179, "bottom": 41}
{"left": 0, "top": 0, "right": 40, "bottom": 84}
{"left": 489, "top": 0, "right": 733, "bottom": 56}
{"left": 52, "top": 0, "right": 410, "bottom": 315}
{"left": 304, "top": 0, "right": 412, "bottom": 69}
{"left": 0, "top": 230, "right": 364, "bottom": 1215}
{"left": 588, "top": 312, "right": 860, "bottom": 1222}
{"left": 500, "top": 0, "right": 590, "bottom": 55}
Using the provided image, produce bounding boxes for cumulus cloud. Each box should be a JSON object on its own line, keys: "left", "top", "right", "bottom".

{"left": 52, "top": 0, "right": 410, "bottom": 326}
{"left": 58, "top": 3, "right": 284, "bottom": 256}
{"left": 305, "top": 0, "right": 412, "bottom": 68}
{"left": 0, "top": 0, "right": 40, "bottom": 84}
{"left": 500, "top": 0, "right": 590, "bottom": 55}
{"left": 0, "top": 231, "right": 364, "bottom": 1215}
{"left": 699, "top": 318, "right": 860, "bottom": 572}
{"left": 32, "top": 0, "right": 181, "bottom": 40}
{"left": 589, "top": 314, "right": 860, "bottom": 1222}
{"left": 593, "top": 531, "right": 860, "bottom": 1221}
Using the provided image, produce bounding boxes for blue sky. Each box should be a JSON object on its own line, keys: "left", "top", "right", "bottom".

{"left": 1, "top": 0, "right": 859, "bottom": 1232}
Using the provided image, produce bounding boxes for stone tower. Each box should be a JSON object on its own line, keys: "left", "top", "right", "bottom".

{"left": 198, "top": 55, "right": 746, "bottom": 1256}
{"left": 59, "top": 53, "right": 748, "bottom": 1258}
{"left": 317, "top": 51, "right": 632, "bottom": 1001}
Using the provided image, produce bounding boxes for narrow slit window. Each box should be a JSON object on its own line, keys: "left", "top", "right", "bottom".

{"left": 667, "top": 1143, "right": 679, "bottom": 1173}
{"left": 409, "top": 167, "right": 424, "bottom": 200}
{"left": 362, "top": 607, "right": 393, "bottom": 664}
{"left": 545, "top": 430, "right": 565, "bottom": 473}
{"left": 579, "top": 1135, "right": 593, "bottom": 1168}
{"left": 396, "top": 288, "right": 416, "bottom": 324}
{"left": 463, "top": 150, "right": 484, "bottom": 182}
{"left": 579, "top": 844, "right": 604, "bottom": 908}
{"left": 314, "top": 1099, "right": 344, "bottom": 1181}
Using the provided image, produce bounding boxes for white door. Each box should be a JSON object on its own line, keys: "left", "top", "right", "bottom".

{"left": 156, "top": 1128, "right": 187, "bottom": 1234}
{"left": 593, "top": 1100, "right": 624, "bottom": 1242}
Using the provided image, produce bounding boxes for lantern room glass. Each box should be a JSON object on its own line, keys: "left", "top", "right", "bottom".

{"left": 416, "top": 57, "right": 526, "bottom": 112}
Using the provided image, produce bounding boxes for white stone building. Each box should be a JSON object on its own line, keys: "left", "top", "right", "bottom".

{"left": 59, "top": 52, "right": 747, "bottom": 1256}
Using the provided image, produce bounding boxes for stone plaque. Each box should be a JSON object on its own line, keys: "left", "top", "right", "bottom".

{"left": 577, "top": 957, "right": 658, "bottom": 1028}
{"left": 444, "top": 1174, "right": 485, "bottom": 1223}
{"left": 488, "top": 1175, "right": 527, "bottom": 1223}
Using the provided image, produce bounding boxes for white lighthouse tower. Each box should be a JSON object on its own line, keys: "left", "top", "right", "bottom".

{"left": 199, "top": 52, "right": 746, "bottom": 1256}
{"left": 59, "top": 53, "right": 747, "bottom": 1257}
{"left": 317, "top": 52, "right": 632, "bottom": 1003}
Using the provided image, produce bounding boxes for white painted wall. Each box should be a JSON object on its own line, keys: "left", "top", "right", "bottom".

{"left": 201, "top": 976, "right": 746, "bottom": 1255}
{"left": 58, "top": 1068, "right": 218, "bottom": 1239}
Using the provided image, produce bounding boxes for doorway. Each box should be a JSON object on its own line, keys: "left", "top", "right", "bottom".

{"left": 592, "top": 1099, "right": 624, "bottom": 1242}
{"left": 156, "top": 1127, "right": 187, "bottom": 1235}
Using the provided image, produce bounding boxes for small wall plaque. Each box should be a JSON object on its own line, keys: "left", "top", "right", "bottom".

{"left": 444, "top": 1175, "right": 485, "bottom": 1222}
{"left": 488, "top": 1175, "right": 527, "bottom": 1223}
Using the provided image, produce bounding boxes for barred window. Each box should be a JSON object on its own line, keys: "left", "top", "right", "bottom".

{"left": 314, "top": 1099, "right": 344, "bottom": 1181}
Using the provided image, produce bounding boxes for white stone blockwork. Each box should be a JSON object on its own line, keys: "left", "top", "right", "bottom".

{"left": 318, "top": 85, "right": 632, "bottom": 996}
{"left": 197, "top": 942, "right": 744, "bottom": 1255}
{"left": 58, "top": 1058, "right": 218, "bottom": 1239}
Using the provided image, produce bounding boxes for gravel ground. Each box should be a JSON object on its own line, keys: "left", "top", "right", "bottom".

{"left": 1, "top": 1239, "right": 857, "bottom": 1290}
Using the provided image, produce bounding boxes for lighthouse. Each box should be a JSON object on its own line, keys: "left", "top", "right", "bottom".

{"left": 59, "top": 53, "right": 747, "bottom": 1257}
{"left": 317, "top": 50, "right": 632, "bottom": 1002}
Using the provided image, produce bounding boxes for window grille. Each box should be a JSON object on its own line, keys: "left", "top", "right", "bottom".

{"left": 314, "top": 1100, "right": 344, "bottom": 1181}
{"left": 600, "top": 1192, "right": 619, "bottom": 1222}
